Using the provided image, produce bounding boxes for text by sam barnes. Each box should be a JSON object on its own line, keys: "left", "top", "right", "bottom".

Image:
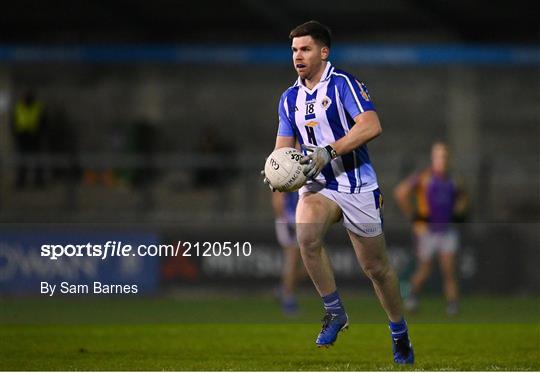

{"left": 41, "top": 281, "right": 138, "bottom": 296}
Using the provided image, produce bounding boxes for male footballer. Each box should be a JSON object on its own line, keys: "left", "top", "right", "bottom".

{"left": 262, "top": 21, "right": 414, "bottom": 364}
{"left": 394, "top": 142, "right": 467, "bottom": 316}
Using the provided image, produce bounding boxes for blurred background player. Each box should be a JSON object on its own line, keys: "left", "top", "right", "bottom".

{"left": 394, "top": 142, "right": 468, "bottom": 316}
{"left": 11, "top": 90, "right": 47, "bottom": 189}
{"left": 272, "top": 191, "right": 307, "bottom": 316}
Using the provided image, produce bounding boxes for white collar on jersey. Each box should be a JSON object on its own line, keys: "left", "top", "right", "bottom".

{"left": 295, "top": 61, "right": 335, "bottom": 91}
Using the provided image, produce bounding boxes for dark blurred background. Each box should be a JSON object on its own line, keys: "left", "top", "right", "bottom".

{"left": 0, "top": 0, "right": 538, "bottom": 297}
{"left": 0, "top": 0, "right": 538, "bottom": 44}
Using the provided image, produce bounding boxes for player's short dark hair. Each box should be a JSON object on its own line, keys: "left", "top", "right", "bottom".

{"left": 289, "top": 21, "right": 332, "bottom": 48}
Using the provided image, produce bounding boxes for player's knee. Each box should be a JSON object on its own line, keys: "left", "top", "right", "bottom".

{"left": 297, "top": 232, "right": 323, "bottom": 254}
{"left": 418, "top": 261, "right": 433, "bottom": 276}
{"left": 362, "top": 260, "right": 391, "bottom": 282}
{"left": 441, "top": 267, "right": 456, "bottom": 282}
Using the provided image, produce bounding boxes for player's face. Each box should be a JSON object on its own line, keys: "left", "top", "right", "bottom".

{"left": 431, "top": 143, "right": 449, "bottom": 174}
{"left": 291, "top": 36, "right": 328, "bottom": 80}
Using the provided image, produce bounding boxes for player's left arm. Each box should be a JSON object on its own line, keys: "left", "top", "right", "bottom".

{"left": 300, "top": 77, "right": 380, "bottom": 177}
{"left": 330, "top": 77, "right": 382, "bottom": 155}
{"left": 329, "top": 111, "right": 382, "bottom": 156}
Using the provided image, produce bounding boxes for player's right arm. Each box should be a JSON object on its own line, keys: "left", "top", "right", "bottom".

{"left": 262, "top": 91, "right": 297, "bottom": 191}
{"left": 262, "top": 90, "right": 298, "bottom": 190}
{"left": 263, "top": 135, "right": 296, "bottom": 190}
{"left": 393, "top": 173, "right": 417, "bottom": 220}
{"left": 275, "top": 135, "right": 296, "bottom": 150}
{"left": 275, "top": 90, "right": 297, "bottom": 150}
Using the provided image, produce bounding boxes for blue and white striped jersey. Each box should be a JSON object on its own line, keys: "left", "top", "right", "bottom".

{"left": 277, "top": 61, "right": 379, "bottom": 193}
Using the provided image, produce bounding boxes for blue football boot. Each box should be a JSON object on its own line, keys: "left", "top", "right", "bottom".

{"left": 392, "top": 333, "right": 414, "bottom": 364}
{"left": 315, "top": 312, "right": 349, "bottom": 347}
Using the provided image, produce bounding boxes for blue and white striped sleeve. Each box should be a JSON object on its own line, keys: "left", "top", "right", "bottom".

{"left": 337, "top": 74, "right": 376, "bottom": 119}
{"left": 277, "top": 92, "right": 295, "bottom": 137}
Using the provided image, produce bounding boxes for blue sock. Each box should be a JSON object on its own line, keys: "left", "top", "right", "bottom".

{"left": 389, "top": 318, "right": 409, "bottom": 339}
{"left": 322, "top": 290, "right": 346, "bottom": 316}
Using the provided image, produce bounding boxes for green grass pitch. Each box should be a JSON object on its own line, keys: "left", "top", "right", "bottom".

{"left": 1, "top": 295, "right": 539, "bottom": 370}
